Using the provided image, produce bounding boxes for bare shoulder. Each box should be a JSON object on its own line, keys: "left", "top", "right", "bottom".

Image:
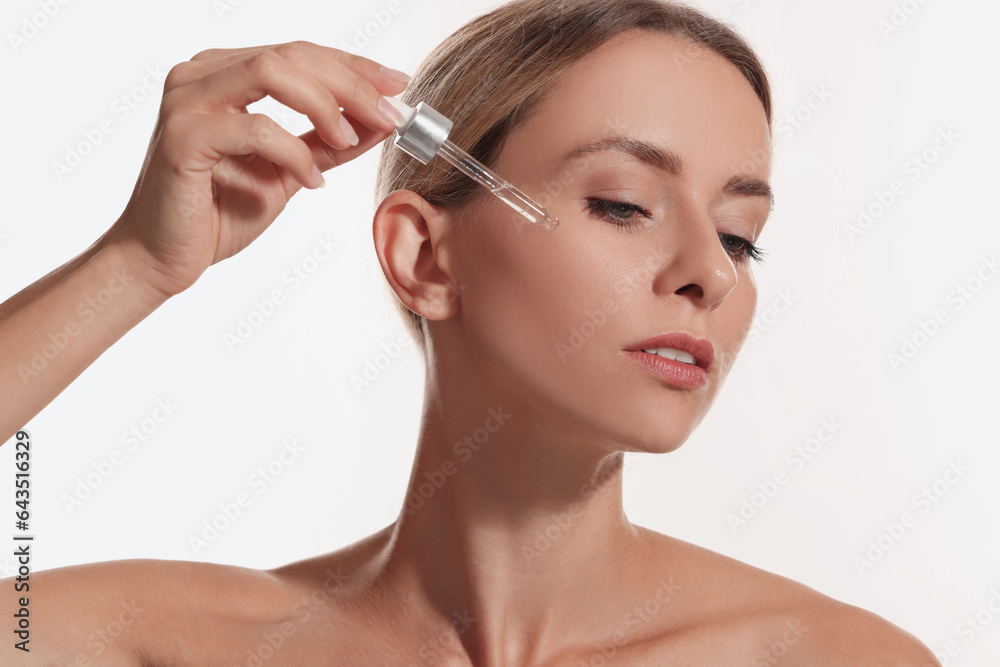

{"left": 0, "top": 557, "right": 301, "bottom": 666}
{"left": 783, "top": 602, "right": 942, "bottom": 666}
{"left": 634, "top": 528, "right": 940, "bottom": 666}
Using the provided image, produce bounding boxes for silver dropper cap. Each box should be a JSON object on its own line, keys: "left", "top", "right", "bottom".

{"left": 392, "top": 101, "right": 454, "bottom": 164}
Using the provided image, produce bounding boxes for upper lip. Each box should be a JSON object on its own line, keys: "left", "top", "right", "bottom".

{"left": 624, "top": 332, "right": 715, "bottom": 371}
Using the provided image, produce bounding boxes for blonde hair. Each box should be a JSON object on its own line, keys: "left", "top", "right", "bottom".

{"left": 373, "top": 0, "right": 773, "bottom": 352}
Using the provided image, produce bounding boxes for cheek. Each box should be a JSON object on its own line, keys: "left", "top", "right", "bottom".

{"left": 471, "top": 225, "right": 615, "bottom": 347}
{"left": 454, "top": 215, "right": 628, "bottom": 393}
{"left": 736, "top": 273, "right": 758, "bottom": 337}
{"left": 716, "top": 272, "right": 758, "bottom": 372}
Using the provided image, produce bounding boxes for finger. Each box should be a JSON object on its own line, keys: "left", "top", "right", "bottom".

{"left": 273, "top": 42, "right": 412, "bottom": 94}
{"left": 300, "top": 110, "right": 395, "bottom": 173}
{"left": 181, "top": 47, "right": 406, "bottom": 150}
{"left": 179, "top": 50, "right": 357, "bottom": 150}
{"left": 282, "top": 120, "right": 392, "bottom": 197}
{"left": 185, "top": 41, "right": 410, "bottom": 94}
{"left": 179, "top": 112, "right": 324, "bottom": 190}
{"left": 165, "top": 46, "right": 276, "bottom": 89}
{"left": 189, "top": 44, "right": 282, "bottom": 62}
{"left": 167, "top": 42, "right": 409, "bottom": 144}
{"left": 266, "top": 44, "right": 406, "bottom": 134}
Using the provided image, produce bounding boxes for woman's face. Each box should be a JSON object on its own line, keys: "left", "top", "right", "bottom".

{"left": 433, "top": 31, "right": 772, "bottom": 454}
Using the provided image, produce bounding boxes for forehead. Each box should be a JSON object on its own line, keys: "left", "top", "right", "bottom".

{"left": 503, "top": 30, "right": 771, "bottom": 180}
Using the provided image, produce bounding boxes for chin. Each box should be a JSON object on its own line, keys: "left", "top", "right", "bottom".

{"left": 585, "top": 405, "right": 706, "bottom": 456}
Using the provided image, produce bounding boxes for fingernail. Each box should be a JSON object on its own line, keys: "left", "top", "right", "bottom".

{"left": 311, "top": 164, "right": 326, "bottom": 189}
{"left": 339, "top": 115, "right": 359, "bottom": 147}
{"left": 380, "top": 65, "right": 411, "bottom": 84}
{"left": 379, "top": 96, "right": 406, "bottom": 128}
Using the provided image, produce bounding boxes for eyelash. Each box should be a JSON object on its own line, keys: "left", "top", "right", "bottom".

{"left": 584, "top": 198, "right": 767, "bottom": 265}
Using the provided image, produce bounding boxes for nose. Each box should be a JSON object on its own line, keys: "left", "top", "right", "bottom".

{"left": 651, "top": 203, "right": 738, "bottom": 309}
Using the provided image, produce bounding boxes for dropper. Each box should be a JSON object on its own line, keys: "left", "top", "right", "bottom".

{"left": 383, "top": 97, "right": 559, "bottom": 231}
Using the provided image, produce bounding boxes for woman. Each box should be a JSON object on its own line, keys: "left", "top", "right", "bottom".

{"left": 0, "top": 0, "right": 940, "bottom": 663}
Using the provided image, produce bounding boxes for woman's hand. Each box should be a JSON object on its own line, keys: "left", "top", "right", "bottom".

{"left": 107, "top": 41, "right": 410, "bottom": 298}
{"left": 0, "top": 42, "right": 410, "bottom": 442}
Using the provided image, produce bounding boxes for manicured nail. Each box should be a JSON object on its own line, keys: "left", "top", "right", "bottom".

{"left": 379, "top": 96, "right": 406, "bottom": 128}
{"left": 311, "top": 164, "right": 325, "bottom": 189}
{"left": 340, "top": 115, "right": 359, "bottom": 147}
{"left": 380, "top": 65, "right": 411, "bottom": 84}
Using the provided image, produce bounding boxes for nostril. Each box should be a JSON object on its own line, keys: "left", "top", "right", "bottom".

{"left": 674, "top": 283, "right": 703, "bottom": 298}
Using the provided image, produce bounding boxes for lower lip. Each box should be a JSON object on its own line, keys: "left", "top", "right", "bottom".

{"left": 622, "top": 350, "right": 708, "bottom": 389}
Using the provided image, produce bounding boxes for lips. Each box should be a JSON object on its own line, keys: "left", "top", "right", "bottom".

{"left": 623, "top": 332, "right": 715, "bottom": 372}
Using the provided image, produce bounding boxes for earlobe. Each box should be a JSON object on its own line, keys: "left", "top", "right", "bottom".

{"left": 372, "top": 190, "right": 461, "bottom": 322}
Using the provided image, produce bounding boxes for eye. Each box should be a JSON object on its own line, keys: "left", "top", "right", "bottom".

{"left": 719, "top": 233, "right": 767, "bottom": 265}
{"left": 585, "top": 198, "right": 652, "bottom": 231}
{"left": 586, "top": 198, "right": 767, "bottom": 265}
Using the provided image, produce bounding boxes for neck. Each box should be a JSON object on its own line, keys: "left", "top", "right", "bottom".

{"left": 356, "top": 356, "right": 650, "bottom": 663}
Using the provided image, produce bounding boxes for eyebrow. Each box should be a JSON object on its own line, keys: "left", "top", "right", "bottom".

{"left": 561, "top": 136, "right": 775, "bottom": 210}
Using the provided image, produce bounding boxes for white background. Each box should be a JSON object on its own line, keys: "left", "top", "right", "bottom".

{"left": 2, "top": 0, "right": 998, "bottom": 663}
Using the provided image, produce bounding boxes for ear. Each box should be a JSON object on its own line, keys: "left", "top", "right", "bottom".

{"left": 372, "top": 190, "right": 463, "bottom": 322}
